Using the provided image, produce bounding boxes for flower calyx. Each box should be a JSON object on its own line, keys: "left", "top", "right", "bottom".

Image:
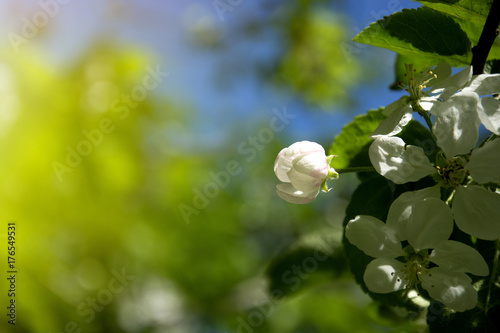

{"left": 434, "top": 155, "right": 469, "bottom": 189}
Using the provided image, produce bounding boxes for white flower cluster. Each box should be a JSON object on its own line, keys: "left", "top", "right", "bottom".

{"left": 346, "top": 187, "right": 488, "bottom": 312}
{"left": 272, "top": 64, "right": 499, "bottom": 312}
{"left": 347, "top": 64, "right": 500, "bottom": 311}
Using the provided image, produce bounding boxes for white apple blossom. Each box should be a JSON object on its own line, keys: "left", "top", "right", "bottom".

{"left": 461, "top": 72, "right": 500, "bottom": 135}
{"left": 369, "top": 90, "right": 500, "bottom": 239}
{"left": 425, "top": 70, "right": 500, "bottom": 136}
{"left": 345, "top": 193, "right": 489, "bottom": 312}
{"left": 476, "top": 96, "right": 500, "bottom": 135}
{"left": 372, "top": 65, "right": 500, "bottom": 138}
{"left": 274, "top": 141, "right": 338, "bottom": 204}
{"left": 371, "top": 63, "right": 471, "bottom": 138}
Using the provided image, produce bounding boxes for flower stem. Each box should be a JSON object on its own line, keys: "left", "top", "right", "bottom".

{"left": 471, "top": 0, "right": 500, "bottom": 74}
{"left": 420, "top": 111, "right": 434, "bottom": 131}
{"left": 336, "top": 167, "right": 376, "bottom": 174}
{"left": 485, "top": 239, "right": 499, "bottom": 315}
{"left": 413, "top": 101, "right": 438, "bottom": 142}
{"left": 416, "top": 109, "right": 439, "bottom": 143}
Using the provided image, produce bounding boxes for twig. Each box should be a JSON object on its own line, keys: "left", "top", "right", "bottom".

{"left": 471, "top": 0, "right": 500, "bottom": 74}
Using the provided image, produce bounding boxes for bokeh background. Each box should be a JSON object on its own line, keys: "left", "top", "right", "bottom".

{"left": 0, "top": 0, "right": 424, "bottom": 332}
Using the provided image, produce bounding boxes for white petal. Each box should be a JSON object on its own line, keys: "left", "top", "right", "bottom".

{"left": 286, "top": 141, "right": 325, "bottom": 154}
{"left": 286, "top": 170, "right": 321, "bottom": 193}
{"left": 291, "top": 152, "right": 328, "bottom": 176}
{"left": 477, "top": 97, "right": 500, "bottom": 135}
{"left": 430, "top": 240, "right": 489, "bottom": 276}
{"left": 274, "top": 148, "right": 293, "bottom": 182}
{"left": 382, "top": 96, "right": 410, "bottom": 116}
{"left": 431, "top": 66, "right": 471, "bottom": 101}
{"left": 464, "top": 73, "right": 500, "bottom": 96}
{"left": 420, "top": 97, "right": 439, "bottom": 111}
{"left": 369, "top": 136, "right": 435, "bottom": 184}
{"left": 453, "top": 186, "right": 500, "bottom": 240}
{"left": 345, "top": 216, "right": 404, "bottom": 258}
{"left": 432, "top": 91, "right": 480, "bottom": 158}
{"left": 274, "top": 141, "right": 325, "bottom": 182}
{"left": 406, "top": 198, "right": 454, "bottom": 251}
{"left": 275, "top": 183, "right": 319, "bottom": 204}
{"left": 467, "top": 138, "right": 500, "bottom": 184}
{"left": 364, "top": 258, "right": 406, "bottom": 293}
{"left": 371, "top": 105, "right": 413, "bottom": 138}
{"left": 386, "top": 185, "right": 441, "bottom": 241}
{"left": 287, "top": 152, "right": 327, "bottom": 192}
{"left": 420, "top": 268, "right": 477, "bottom": 312}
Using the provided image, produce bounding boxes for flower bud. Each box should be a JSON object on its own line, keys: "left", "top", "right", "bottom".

{"left": 274, "top": 141, "right": 338, "bottom": 204}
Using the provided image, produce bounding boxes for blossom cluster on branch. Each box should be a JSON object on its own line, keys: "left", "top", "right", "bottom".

{"left": 269, "top": 1, "right": 500, "bottom": 330}
{"left": 273, "top": 64, "right": 500, "bottom": 312}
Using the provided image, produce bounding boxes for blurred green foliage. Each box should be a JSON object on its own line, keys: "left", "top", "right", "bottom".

{"left": 0, "top": 44, "right": 421, "bottom": 332}
{"left": 274, "top": 8, "right": 361, "bottom": 109}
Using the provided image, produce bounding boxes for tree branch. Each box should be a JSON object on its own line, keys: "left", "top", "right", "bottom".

{"left": 471, "top": 0, "right": 500, "bottom": 74}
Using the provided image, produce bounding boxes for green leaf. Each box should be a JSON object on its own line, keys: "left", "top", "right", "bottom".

{"left": 417, "top": 0, "right": 500, "bottom": 60}
{"left": 354, "top": 7, "right": 472, "bottom": 66}
{"left": 329, "top": 108, "right": 385, "bottom": 170}
{"left": 417, "top": 0, "right": 492, "bottom": 25}
{"left": 343, "top": 175, "right": 394, "bottom": 225}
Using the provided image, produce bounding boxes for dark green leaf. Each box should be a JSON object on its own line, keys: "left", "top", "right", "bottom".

{"left": 354, "top": 7, "right": 471, "bottom": 66}
{"left": 417, "top": 0, "right": 500, "bottom": 60}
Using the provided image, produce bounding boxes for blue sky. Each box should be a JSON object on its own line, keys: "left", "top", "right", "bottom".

{"left": 148, "top": 0, "right": 423, "bottom": 148}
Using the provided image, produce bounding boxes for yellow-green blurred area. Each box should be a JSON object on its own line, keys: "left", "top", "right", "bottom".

{"left": 0, "top": 1, "right": 421, "bottom": 332}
